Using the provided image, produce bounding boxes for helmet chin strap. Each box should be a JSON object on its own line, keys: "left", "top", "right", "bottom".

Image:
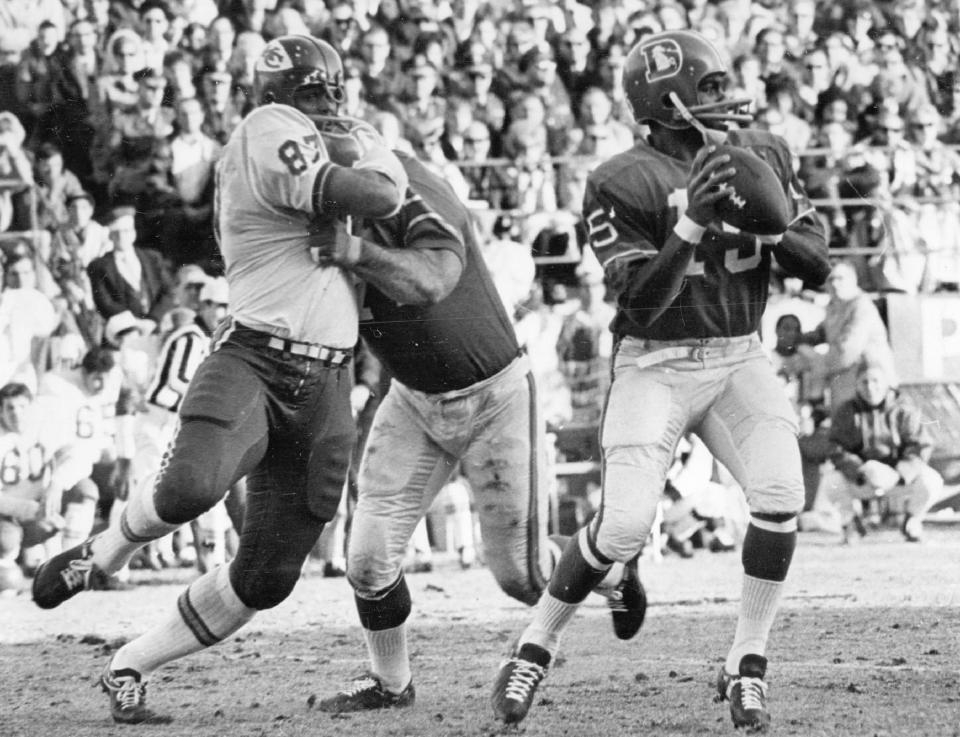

{"left": 668, "top": 92, "right": 728, "bottom": 147}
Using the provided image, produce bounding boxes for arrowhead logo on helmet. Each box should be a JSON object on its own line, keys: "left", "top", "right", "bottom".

{"left": 257, "top": 41, "right": 294, "bottom": 72}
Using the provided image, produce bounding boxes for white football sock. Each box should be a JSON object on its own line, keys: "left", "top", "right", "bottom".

{"left": 725, "top": 574, "right": 785, "bottom": 674}
{"left": 364, "top": 624, "right": 411, "bottom": 693}
{"left": 92, "top": 485, "right": 179, "bottom": 574}
{"left": 111, "top": 564, "right": 255, "bottom": 676}
{"left": 519, "top": 591, "right": 580, "bottom": 659}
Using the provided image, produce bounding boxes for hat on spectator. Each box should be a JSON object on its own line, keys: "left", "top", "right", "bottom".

{"left": 407, "top": 56, "right": 438, "bottom": 78}
{"left": 104, "top": 205, "right": 137, "bottom": 229}
{"left": 519, "top": 44, "right": 556, "bottom": 73}
{"left": 200, "top": 277, "right": 230, "bottom": 304}
{"left": 105, "top": 311, "right": 142, "bottom": 346}
{"left": 66, "top": 190, "right": 95, "bottom": 207}
{"left": 177, "top": 263, "right": 209, "bottom": 288}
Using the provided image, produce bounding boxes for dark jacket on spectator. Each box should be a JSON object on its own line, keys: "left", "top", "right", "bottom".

{"left": 87, "top": 246, "right": 174, "bottom": 323}
{"left": 828, "top": 389, "right": 933, "bottom": 484}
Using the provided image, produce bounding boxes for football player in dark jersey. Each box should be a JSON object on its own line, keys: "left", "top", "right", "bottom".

{"left": 310, "top": 150, "right": 640, "bottom": 713}
{"left": 492, "top": 29, "right": 830, "bottom": 732}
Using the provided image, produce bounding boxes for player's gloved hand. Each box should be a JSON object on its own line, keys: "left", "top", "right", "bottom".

{"left": 308, "top": 216, "right": 364, "bottom": 269}
{"left": 685, "top": 145, "right": 736, "bottom": 227}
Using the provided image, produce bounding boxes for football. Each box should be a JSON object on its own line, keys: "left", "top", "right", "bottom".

{"left": 705, "top": 145, "right": 791, "bottom": 236}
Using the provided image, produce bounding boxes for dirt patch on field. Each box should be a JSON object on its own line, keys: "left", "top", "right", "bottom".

{"left": 3, "top": 527, "right": 959, "bottom": 737}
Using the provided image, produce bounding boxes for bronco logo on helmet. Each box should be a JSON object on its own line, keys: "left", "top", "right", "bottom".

{"left": 642, "top": 40, "right": 681, "bottom": 83}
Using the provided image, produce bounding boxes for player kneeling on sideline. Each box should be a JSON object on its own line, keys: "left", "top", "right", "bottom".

{"left": 0, "top": 382, "right": 99, "bottom": 588}
{"left": 314, "top": 150, "right": 643, "bottom": 713}
{"left": 491, "top": 30, "right": 830, "bottom": 733}
{"left": 31, "top": 35, "right": 409, "bottom": 725}
{"left": 823, "top": 356, "right": 946, "bottom": 545}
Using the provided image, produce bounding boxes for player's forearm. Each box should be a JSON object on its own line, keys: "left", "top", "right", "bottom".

{"left": 352, "top": 240, "right": 463, "bottom": 306}
{"left": 618, "top": 227, "right": 698, "bottom": 326}
{"left": 318, "top": 167, "right": 404, "bottom": 220}
{"left": 771, "top": 223, "right": 830, "bottom": 286}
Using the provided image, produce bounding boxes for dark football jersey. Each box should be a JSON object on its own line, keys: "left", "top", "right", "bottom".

{"left": 584, "top": 128, "right": 816, "bottom": 341}
{"left": 360, "top": 152, "right": 520, "bottom": 393}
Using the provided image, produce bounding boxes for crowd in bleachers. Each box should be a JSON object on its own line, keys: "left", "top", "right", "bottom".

{"left": 1, "top": 0, "right": 959, "bottom": 587}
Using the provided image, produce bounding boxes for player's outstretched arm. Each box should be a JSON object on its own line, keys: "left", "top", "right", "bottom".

{"left": 312, "top": 216, "right": 464, "bottom": 306}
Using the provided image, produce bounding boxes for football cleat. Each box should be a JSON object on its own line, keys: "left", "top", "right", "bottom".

{"left": 606, "top": 559, "right": 647, "bottom": 640}
{"left": 32, "top": 537, "right": 111, "bottom": 609}
{"left": 491, "top": 642, "right": 550, "bottom": 724}
{"left": 100, "top": 665, "right": 170, "bottom": 724}
{"left": 715, "top": 654, "right": 771, "bottom": 733}
{"left": 317, "top": 673, "right": 415, "bottom": 713}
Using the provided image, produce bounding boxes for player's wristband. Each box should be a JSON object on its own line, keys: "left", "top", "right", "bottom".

{"left": 673, "top": 215, "right": 706, "bottom": 244}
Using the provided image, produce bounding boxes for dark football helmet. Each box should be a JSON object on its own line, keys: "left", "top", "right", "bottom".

{"left": 253, "top": 35, "right": 345, "bottom": 113}
{"left": 622, "top": 30, "right": 752, "bottom": 130}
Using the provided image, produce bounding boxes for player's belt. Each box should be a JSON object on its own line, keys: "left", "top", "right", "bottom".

{"left": 265, "top": 336, "right": 352, "bottom": 365}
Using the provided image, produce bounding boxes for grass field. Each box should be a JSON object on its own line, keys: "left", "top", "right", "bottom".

{"left": 3, "top": 525, "right": 959, "bottom": 737}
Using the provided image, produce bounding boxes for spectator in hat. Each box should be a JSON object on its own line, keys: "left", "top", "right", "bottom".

{"left": 823, "top": 356, "right": 945, "bottom": 544}
{"left": 456, "top": 58, "right": 505, "bottom": 147}
{"left": 103, "top": 66, "right": 176, "bottom": 215}
{"left": 393, "top": 56, "right": 446, "bottom": 143}
{"left": 519, "top": 43, "right": 574, "bottom": 153}
{"left": 87, "top": 206, "right": 175, "bottom": 334}
{"left": 763, "top": 72, "right": 812, "bottom": 155}
{"left": 91, "top": 28, "right": 145, "bottom": 126}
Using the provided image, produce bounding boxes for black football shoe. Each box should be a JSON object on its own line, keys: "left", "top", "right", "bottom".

{"left": 100, "top": 665, "right": 171, "bottom": 724}
{"left": 318, "top": 673, "right": 415, "bottom": 713}
{"left": 32, "top": 536, "right": 111, "bottom": 609}
{"left": 491, "top": 642, "right": 550, "bottom": 724}
{"left": 606, "top": 559, "right": 647, "bottom": 640}
{"left": 715, "top": 654, "right": 771, "bottom": 733}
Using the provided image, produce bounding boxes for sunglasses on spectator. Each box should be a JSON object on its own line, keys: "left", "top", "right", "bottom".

{"left": 881, "top": 126, "right": 904, "bottom": 133}
{"left": 334, "top": 17, "right": 354, "bottom": 27}
{"left": 878, "top": 42, "right": 899, "bottom": 50}
{"left": 464, "top": 136, "right": 489, "bottom": 144}
{"left": 912, "top": 121, "right": 937, "bottom": 128}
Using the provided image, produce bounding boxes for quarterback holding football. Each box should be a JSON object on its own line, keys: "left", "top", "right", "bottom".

{"left": 492, "top": 29, "right": 830, "bottom": 733}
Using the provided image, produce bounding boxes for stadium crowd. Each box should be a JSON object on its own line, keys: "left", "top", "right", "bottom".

{"left": 1, "top": 0, "right": 958, "bottom": 588}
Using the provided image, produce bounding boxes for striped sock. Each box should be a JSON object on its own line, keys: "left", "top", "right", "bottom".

{"left": 91, "top": 484, "right": 180, "bottom": 574}
{"left": 111, "top": 565, "right": 255, "bottom": 676}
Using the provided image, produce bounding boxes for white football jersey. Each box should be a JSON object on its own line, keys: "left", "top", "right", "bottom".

{"left": 38, "top": 366, "right": 124, "bottom": 467}
{"left": 0, "top": 414, "right": 75, "bottom": 503}
{"left": 215, "top": 104, "right": 359, "bottom": 348}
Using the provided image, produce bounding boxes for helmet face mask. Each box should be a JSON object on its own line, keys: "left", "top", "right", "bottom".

{"left": 254, "top": 35, "right": 346, "bottom": 119}
{"left": 623, "top": 30, "right": 753, "bottom": 130}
